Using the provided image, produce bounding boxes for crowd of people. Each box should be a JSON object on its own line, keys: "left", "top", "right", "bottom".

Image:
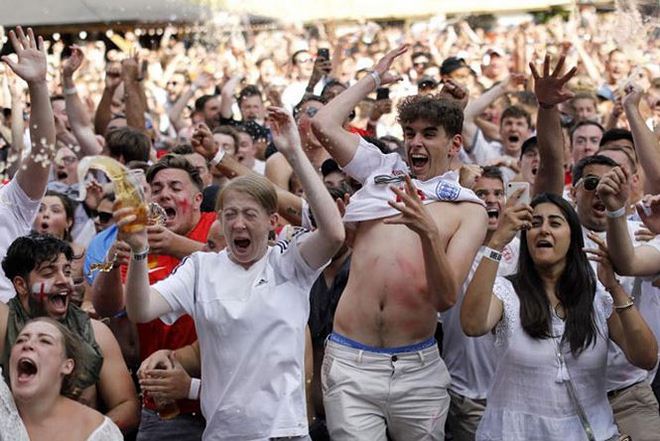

{"left": 0, "top": 3, "right": 659, "bottom": 440}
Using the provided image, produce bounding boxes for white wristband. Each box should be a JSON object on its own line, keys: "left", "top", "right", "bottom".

{"left": 210, "top": 148, "right": 226, "bottom": 167}
{"left": 63, "top": 86, "right": 78, "bottom": 96}
{"left": 188, "top": 377, "right": 201, "bottom": 400}
{"left": 482, "top": 246, "right": 502, "bottom": 262}
{"left": 369, "top": 71, "right": 381, "bottom": 88}
{"left": 606, "top": 206, "right": 626, "bottom": 218}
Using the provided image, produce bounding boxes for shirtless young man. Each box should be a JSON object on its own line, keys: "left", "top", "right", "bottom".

{"left": 311, "top": 46, "right": 488, "bottom": 440}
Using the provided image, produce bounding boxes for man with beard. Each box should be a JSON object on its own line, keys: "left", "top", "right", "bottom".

{"left": 0, "top": 233, "right": 139, "bottom": 433}
{"left": 91, "top": 154, "right": 215, "bottom": 440}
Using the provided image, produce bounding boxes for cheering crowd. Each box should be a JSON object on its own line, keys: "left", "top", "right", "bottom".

{"left": 0, "top": 4, "right": 659, "bottom": 441}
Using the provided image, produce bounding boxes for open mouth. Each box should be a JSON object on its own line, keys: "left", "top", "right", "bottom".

{"left": 17, "top": 357, "right": 38, "bottom": 381}
{"left": 531, "top": 167, "right": 538, "bottom": 176}
{"left": 49, "top": 292, "right": 69, "bottom": 310}
{"left": 56, "top": 171, "right": 68, "bottom": 180}
{"left": 593, "top": 202, "right": 606, "bottom": 213}
{"left": 486, "top": 208, "right": 499, "bottom": 219}
{"left": 236, "top": 154, "right": 245, "bottom": 163}
{"left": 163, "top": 207, "right": 177, "bottom": 222}
{"left": 507, "top": 135, "right": 520, "bottom": 144}
{"left": 40, "top": 222, "right": 50, "bottom": 231}
{"left": 409, "top": 153, "right": 429, "bottom": 170}
{"left": 536, "top": 239, "right": 553, "bottom": 248}
{"left": 234, "top": 238, "right": 251, "bottom": 251}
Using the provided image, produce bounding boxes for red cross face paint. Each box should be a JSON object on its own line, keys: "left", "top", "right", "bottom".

{"left": 29, "top": 280, "right": 70, "bottom": 319}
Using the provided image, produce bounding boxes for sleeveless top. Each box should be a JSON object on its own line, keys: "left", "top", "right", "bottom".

{"left": 3, "top": 298, "right": 103, "bottom": 398}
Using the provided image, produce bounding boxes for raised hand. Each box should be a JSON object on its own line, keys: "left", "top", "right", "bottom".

{"left": 372, "top": 45, "right": 409, "bottom": 86}
{"left": 1, "top": 27, "right": 47, "bottom": 84}
{"left": 192, "top": 71, "right": 213, "bottom": 90}
{"left": 267, "top": 106, "right": 301, "bottom": 155}
{"left": 62, "top": 45, "right": 84, "bottom": 77}
{"left": 529, "top": 55, "right": 577, "bottom": 108}
{"left": 437, "top": 79, "right": 469, "bottom": 109}
{"left": 489, "top": 188, "right": 533, "bottom": 249}
{"left": 502, "top": 73, "right": 527, "bottom": 93}
{"left": 383, "top": 175, "right": 436, "bottom": 237}
{"left": 121, "top": 52, "right": 140, "bottom": 81}
{"left": 636, "top": 194, "right": 660, "bottom": 235}
{"left": 113, "top": 205, "right": 148, "bottom": 252}
{"left": 191, "top": 122, "right": 219, "bottom": 160}
{"left": 310, "top": 56, "right": 332, "bottom": 84}
{"left": 105, "top": 63, "right": 122, "bottom": 90}
{"left": 585, "top": 232, "right": 619, "bottom": 290}
{"left": 622, "top": 83, "right": 643, "bottom": 111}
{"left": 596, "top": 166, "right": 629, "bottom": 211}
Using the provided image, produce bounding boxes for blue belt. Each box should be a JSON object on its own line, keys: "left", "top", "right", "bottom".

{"left": 328, "top": 332, "right": 436, "bottom": 354}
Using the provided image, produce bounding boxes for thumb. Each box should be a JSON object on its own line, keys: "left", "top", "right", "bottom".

{"left": 1, "top": 56, "right": 17, "bottom": 71}
{"left": 168, "top": 351, "right": 182, "bottom": 369}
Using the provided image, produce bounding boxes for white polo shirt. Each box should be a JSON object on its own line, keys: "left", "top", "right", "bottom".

{"left": 154, "top": 236, "right": 325, "bottom": 441}
{"left": 0, "top": 180, "right": 42, "bottom": 302}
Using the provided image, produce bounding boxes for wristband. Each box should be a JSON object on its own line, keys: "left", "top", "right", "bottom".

{"left": 369, "top": 71, "right": 381, "bottom": 88}
{"left": 63, "top": 86, "right": 78, "bottom": 96}
{"left": 606, "top": 206, "right": 626, "bottom": 218}
{"left": 132, "top": 247, "right": 149, "bottom": 261}
{"left": 210, "top": 148, "right": 226, "bottom": 167}
{"left": 482, "top": 246, "right": 502, "bottom": 262}
{"left": 538, "top": 102, "right": 555, "bottom": 109}
{"left": 188, "top": 377, "right": 201, "bottom": 400}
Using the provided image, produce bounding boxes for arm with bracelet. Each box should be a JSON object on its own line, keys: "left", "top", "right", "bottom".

{"left": 461, "top": 190, "right": 534, "bottom": 336}
{"left": 585, "top": 232, "right": 658, "bottom": 370}
{"left": 311, "top": 45, "right": 408, "bottom": 167}
{"left": 598, "top": 166, "right": 660, "bottom": 276}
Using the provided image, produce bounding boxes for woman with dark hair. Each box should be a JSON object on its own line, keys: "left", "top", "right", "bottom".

{"left": 8, "top": 317, "right": 122, "bottom": 440}
{"left": 461, "top": 192, "right": 657, "bottom": 440}
{"left": 33, "top": 191, "right": 86, "bottom": 306}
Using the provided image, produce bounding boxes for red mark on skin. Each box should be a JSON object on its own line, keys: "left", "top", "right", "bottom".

{"left": 177, "top": 197, "right": 191, "bottom": 215}
{"left": 39, "top": 282, "right": 45, "bottom": 304}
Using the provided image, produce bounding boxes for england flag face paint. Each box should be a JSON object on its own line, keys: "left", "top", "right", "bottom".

{"left": 29, "top": 277, "right": 70, "bottom": 319}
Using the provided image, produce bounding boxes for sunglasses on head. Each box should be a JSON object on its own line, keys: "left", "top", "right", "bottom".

{"left": 576, "top": 175, "right": 600, "bottom": 191}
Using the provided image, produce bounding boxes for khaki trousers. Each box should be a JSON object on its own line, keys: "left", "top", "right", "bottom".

{"left": 445, "top": 390, "right": 487, "bottom": 441}
{"left": 322, "top": 339, "right": 450, "bottom": 441}
{"left": 609, "top": 381, "right": 660, "bottom": 441}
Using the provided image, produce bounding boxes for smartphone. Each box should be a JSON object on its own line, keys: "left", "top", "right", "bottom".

{"left": 376, "top": 87, "right": 390, "bottom": 100}
{"left": 318, "top": 48, "right": 330, "bottom": 61}
{"left": 506, "top": 181, "right": 531, "bottom": 205}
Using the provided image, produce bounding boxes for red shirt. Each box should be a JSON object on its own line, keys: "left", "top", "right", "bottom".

{"left": 124, "top": 211, "right": 215, "bottom": 414}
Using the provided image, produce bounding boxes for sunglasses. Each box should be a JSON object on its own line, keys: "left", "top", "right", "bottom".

{"left": 93, "top": 211, "right": 113, "bottom": 223}
{"left": 576, "top": 175, "right": 600, "bottom": 191}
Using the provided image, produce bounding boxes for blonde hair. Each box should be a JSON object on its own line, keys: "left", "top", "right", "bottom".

{"left": 217, "top": 175, "right": 278, "bottom": 214}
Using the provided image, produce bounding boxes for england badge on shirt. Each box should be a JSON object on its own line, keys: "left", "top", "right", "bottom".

{"left": 435, "top": 180, "right": 460, "bottom": 201}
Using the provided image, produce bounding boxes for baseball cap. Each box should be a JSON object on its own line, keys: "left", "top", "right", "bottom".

{"left": 440, "top": 57, "right": 468, "bottom": 76}
{"left": 418, "top": 76, "right": 438, "bottom": 90}
{"left": 321, "top": 159, "right": 342, "bottom": 177}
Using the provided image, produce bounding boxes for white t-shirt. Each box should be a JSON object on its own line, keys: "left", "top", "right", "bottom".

{"left": 583, "top": 222, "right": 660, "bottom": 391}
{"left": 154, "top": 236, "right": 325, "bottom": 441}
{"left": 342, "top": 137, "right": 484, "bottom": 223}
{"left": 0, "top": 180, "right": 42, "bottom": 302}
{"left": 252, "top": 158, "right": 266, "bottom": 176}
{"left": 441, "top": 238, "right": 519, "bottom": 400}
{"left": 463, "top": 130, "right": 517, "bottom": 183}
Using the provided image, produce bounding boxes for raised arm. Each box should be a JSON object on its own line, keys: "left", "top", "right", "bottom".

{"left": 598, "top": 166, "right": 660, "bottom": 276}
{"left": 6, "top": 71, "right": 24, "bottom": 178}
{"left": 3, "top": 27, "right": 55, "bottom": 200}
{"left": 529, "top": 55, "right": 577, "bottom": 197}
{"left": 90, "top": 239, "right": 131, "bottom": 317}
{"left": 114, "top": 210, "right": 172, "bottom": 323}
{"left": 462, "top": 74, "right": 524, "bottom": 152}
{"left": 623, "top": 87, "right": 660, "bottom": 194}
{"left": 167, "top": 72, "right": 212, "bottom": 133}
{"left": 94, "top": 63, "right": 122, "bottom": 135}
{"left": 61, "top": 45, "right": 103, "bottom": 156}
{"left": 122, "top": 55, "right": 146, "bottom": 132}
{"left": 586, "top": 233, "right": 657, "bottom": 370}
{"left": 191, "top": 123, "right": 305, "bottom": 225}
{"left": 312, "top": 45, "right": 408, "bottom": 167}
{"left": 268, "top": 106, "right": 344, "bottom": 269}
{"left": 219, "top": 75, "right": 242, "bottom": 120}
{"left": 461, "top": 192, "right": 532, "bottom": 335}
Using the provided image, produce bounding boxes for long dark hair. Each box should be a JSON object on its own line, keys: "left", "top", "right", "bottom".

{"left": 510, "top": 193, "right": 598, "bottom": 355}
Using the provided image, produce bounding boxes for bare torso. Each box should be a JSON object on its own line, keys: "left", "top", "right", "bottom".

{"left": 334, "top": 201, "right": 465, "bottom": 347}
